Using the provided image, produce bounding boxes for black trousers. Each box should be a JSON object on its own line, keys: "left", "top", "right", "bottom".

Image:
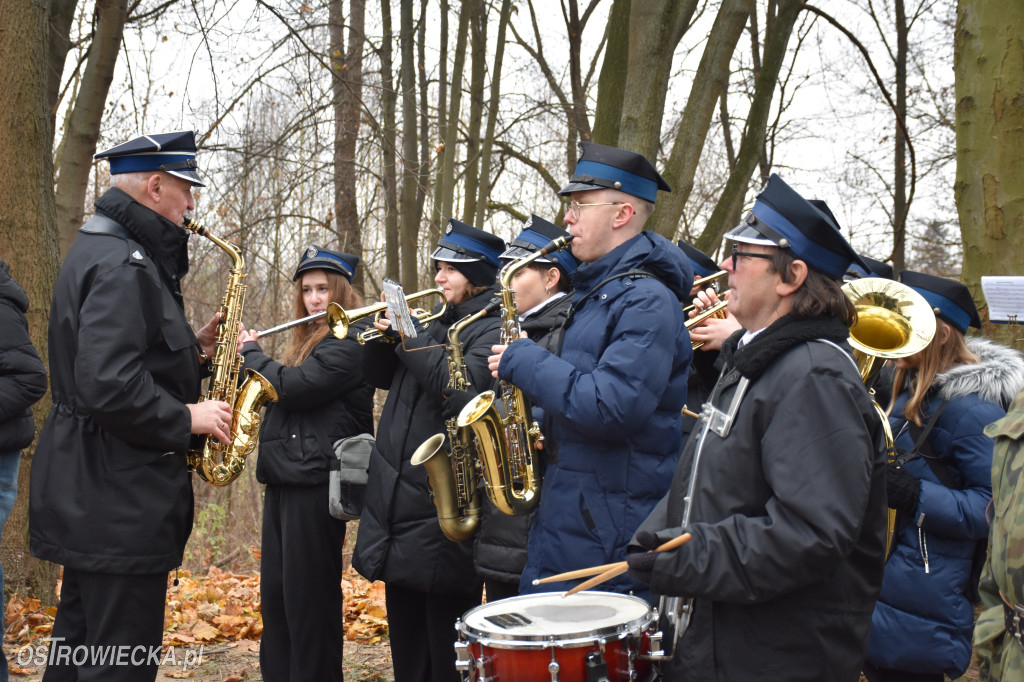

{"left": 385, "top": 584, "right": 482, "bottom": 682}
{"left": 43, "top": 568, "right": 167, "bottom": 682}
{"left": 483, "top": 579, "right": 518, "bottom": 603}
{"left": 259, "top": 483, "right": 346, "bottom": 682}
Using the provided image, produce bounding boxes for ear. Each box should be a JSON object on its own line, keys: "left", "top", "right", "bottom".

{"left": 776, "top": 259, "right": 807, "bottom": 296}
{"left": 610, "top": 201, "right": 635, "bottom": 230}
{"left": 544, "top": 266, "right": 561, "bottom": 290}
{"left": 145, "top": 173, "right": 162, "bottom": 203}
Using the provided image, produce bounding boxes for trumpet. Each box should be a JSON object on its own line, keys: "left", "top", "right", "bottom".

{"left": 685, "top": 296, "right": 730, "bottom": 350}
{"left": 254, "top": 288, "right": 446, "bottom": 343}
{"left": 683, "top": 270, "right": 728, "bottom": 314}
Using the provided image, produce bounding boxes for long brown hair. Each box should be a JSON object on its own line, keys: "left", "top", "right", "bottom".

{"left": 889, "top": 318, "right": 978, "bottom": 425}
{"left": 282, "top": 269, "right": 362, "bottom": 366}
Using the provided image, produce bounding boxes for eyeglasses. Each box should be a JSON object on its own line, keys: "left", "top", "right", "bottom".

{"left": 730, "top": 243, "right": 775, "bottom": 270}
{"left": 567, "top": 200, "right": 623, "bottom": 221}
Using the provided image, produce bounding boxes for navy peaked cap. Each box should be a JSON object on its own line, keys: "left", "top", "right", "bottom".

{"left": 676, "top": 241, "right": 718, "bottom": 279}
{"left": 293, "top": 245, "right": 359, "bottom": 282}
{"left": 559, "top": 141, "right": 671, "bottom": 203}
{"left": 95, "top": 130, "right": 204, "bottom": 187}
{"left": 500, "top": 215, "right": 579, "bottom": 277}
{"left": 847, "top": 255, "right": 896, "bottom": 281}
{"left": 724, "top": 174, "right": 868, "bottom": 279}
{"left": 432, "top": 219, "right": 505, "bottom": 267}
{"left": 899, "top": 270, "right": 982, "bottom": 333}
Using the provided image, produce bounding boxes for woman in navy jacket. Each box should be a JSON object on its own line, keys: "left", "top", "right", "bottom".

{"left": 865, "top": 271, "right": 1024, "bottom": 681}
{"left": 239, "top": 246, "right": 373, "bottom": 682}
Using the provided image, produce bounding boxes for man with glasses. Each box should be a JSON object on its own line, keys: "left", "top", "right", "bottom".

{"left": 489, "top": 141, "right": 694, "bottom": 597}
{"left": 626, "top": 174, "right": 888, "bottom": 681}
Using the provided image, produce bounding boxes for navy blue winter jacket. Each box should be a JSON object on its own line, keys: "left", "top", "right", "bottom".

{"left": 498, "top": 231, "right": 693, "bottom": 595}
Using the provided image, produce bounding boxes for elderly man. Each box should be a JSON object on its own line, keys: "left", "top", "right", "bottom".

{"left": 489, "top": 141, "right": 694, "bottom": 597}
{"left": 627, "top": 174, "right": 887, "bottom": 681}
{"left": 31, "top": 131, "right": 231, "bottom": 681}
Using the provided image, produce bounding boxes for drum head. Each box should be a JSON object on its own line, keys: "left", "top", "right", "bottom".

{"left": 459, "top": 591, "right": 653, "bottom": 647}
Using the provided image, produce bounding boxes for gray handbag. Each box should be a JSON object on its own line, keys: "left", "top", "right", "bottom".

{"left": 329, "top": 433, "right": 375, "bottom": 520}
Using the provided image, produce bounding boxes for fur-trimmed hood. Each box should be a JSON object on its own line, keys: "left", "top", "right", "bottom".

{"left": 934, "top": 336, "right": 1024, "bottom": 409}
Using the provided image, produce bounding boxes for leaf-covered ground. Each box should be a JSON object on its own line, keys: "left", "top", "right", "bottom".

{"left": 4, "top": 566, "right": 394, "bottom": 681}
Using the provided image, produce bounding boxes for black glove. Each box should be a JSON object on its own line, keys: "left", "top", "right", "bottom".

{"left": 626, "top": 549, "right": 659, "bottom": 586}
{"left": 886, "top": 463, "right": 921, "bottom": 516}
{"left": 633, "top": 529, "right": 661, "bottom": 552}
{"left": 441, "top": 388, "right": 476, "bottom": 421}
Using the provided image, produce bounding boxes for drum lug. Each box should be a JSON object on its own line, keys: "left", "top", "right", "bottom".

{"left": 585, "top": 650, "right": 610, "bottom": 682}
{"left": 548, "top": 643, "right": 561, "bottom": 682}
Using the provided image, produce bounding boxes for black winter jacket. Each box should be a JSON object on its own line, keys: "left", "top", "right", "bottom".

{"left": 241, "top": 328, "right": 374, "bottom": 486}
{"left": 0, "top": 261, "right": 47, "bottom": 453}
{"left": 31, "top": 188, "right": 200, "bottom": 574}
{"left": 353, "top": 285, "right": 501, "bottom": 595}
{"left": 634, "top": 314, "right": 887, "bottom": 681}
{"left": 473, "top": 293, "right": 571, "bottom": 585}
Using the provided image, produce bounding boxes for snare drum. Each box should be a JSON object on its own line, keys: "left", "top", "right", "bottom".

{"left": 454, "top": 591, "right": 657, "bottom": 681}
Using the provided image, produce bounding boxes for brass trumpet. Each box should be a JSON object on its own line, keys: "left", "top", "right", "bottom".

{"left": 255, "top": 288, "right": 446, "bottom": 343}
{"left": 683, "top": 270, "right": 729, "bottom": 315}
{"left": 685, "top": 296, "right": 730, "bottom": 350}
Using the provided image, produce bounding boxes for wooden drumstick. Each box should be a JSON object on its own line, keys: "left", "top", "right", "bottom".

{"left": 561, "top": 532, "right": 692, "bottom": 597}
{"left": 532, "top": 561, "right": 621, "bottom": 585}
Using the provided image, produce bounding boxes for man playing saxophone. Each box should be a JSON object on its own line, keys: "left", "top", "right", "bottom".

{"left": 488, "top": 142, "right": 694, "bottom": 598}
{"left": 30, "top": 131, "right": 232, "bottom": 682}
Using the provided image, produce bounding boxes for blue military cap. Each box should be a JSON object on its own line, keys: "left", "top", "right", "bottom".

{"left": 676, "top": 241, "right": 718, "bottom": 279}
{"left": 899, "top": 270, "right": 982, "bottom": 333}
{"left": 847, "top": 254, "right": 896, "bottom": 281}
{"left": 431, "top": 219, "right": 506, "bottom": 286}
{"left": 292, "top": 245, "right": 358, "bottom": 282}
{"left": 724, "top": 174, "right": 869, "bottom": 279}
{"left": 95, "top": 131, "right": 204, "bottom": 187}
{"left": 559, "top": 141, "right": 671, "bottom": 203}
{"left": 500, "top": 215, "right": 579, "bottom": 278}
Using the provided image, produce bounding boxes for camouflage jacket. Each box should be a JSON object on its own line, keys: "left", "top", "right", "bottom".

{"left": 975, "top": 387, "right": 1024, "bottom": 680}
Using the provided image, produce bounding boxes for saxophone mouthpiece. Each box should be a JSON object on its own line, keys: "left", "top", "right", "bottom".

{"left": 182, "top": 218, "right": 207, "bottom": 236}
{"left": 538, "top": 234, "right": 574, "bottom": 257}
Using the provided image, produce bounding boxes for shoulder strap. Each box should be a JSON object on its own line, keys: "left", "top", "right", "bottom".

{"left": 899, "top": 398, "right": 959, "bottom": 488}
{"left": 80, "top": 214, "right": 132, "bottom": 240}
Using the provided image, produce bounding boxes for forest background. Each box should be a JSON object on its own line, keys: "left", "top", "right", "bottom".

{"left": 0, "top": 0, "right": 1021, "bottom": 613}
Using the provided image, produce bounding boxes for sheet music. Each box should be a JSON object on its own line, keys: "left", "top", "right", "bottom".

{"left": 382, "top": 278, "right": 419, "bottom": 337}
{"left": 982, "top": 276, "right": 1024, "bottom": 324}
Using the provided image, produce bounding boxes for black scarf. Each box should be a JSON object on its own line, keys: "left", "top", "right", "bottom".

{"left": 721, "top": 314, "right": 851, "bottom": 381}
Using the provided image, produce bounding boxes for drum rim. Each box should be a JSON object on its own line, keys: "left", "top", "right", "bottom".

{"left": 457, "top": 591, "right": 655, "bottom": 647}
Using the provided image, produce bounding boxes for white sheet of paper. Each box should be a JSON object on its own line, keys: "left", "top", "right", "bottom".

{"left": 382, "top": 278, "right": 418, "bottom": 337}
{"left": 982, "top": 276, "right": 1024, "bottom": 323}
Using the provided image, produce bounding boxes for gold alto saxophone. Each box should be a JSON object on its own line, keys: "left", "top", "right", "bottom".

{"left": 411, "top": 300, "right": 500, "bottom": 542}
{"left": 458, "top": 235, "right": 574, "bottom": 515}
{"left": 182, "top": 219, "right": 279, "bottom": 487}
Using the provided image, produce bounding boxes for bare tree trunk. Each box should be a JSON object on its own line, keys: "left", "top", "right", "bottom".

{"left": 652, "top": 0, "right": 750, "bottom": 238}
{"left": 428, "top": 0, "right": 449, "bottom": 246}
{"left": 616, "top": 0, "right": 699, "bottom": 160}
{"left": 473, "top": 0, "right": 512, "bottom": 229}
{"left": 0, "top": 0, "right": 63, "bottom": 605}
{"left": 331, "top": 0, "right": 366, "bottom": 294}
{"left": 399, "top": 0, "right": 420, "bottom": 287}
{"left": 893, "top": 0, "right": 908, "bottom": 272}
{"left": 696, "top": 0, "right": 803, "bottom": 256}
{"left": 592, "top": 0, "right": 632, "bottom": 146}
{"left": 54, "top": 0, "right": 129, "bottom": 257}
{"left": 438, "top": 2, "right": 471, "bottom": 223}
{"left": 955, "top": 0, "right": 1024, "bottom": 344}
{"left": 415, "top": 0, "right": 431, "bottom": 280}
{"left": 462, "top": 0, "right": 486, "bottom": 225}
{"left": 379, "top": 0, "right": 400, "bottom": 281}
{"left": 46, "top": 0, "right": 79, "bottom": 131}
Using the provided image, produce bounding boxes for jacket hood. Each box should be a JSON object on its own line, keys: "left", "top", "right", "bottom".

{"left": 934, "top": 336, "right": 1024, "bottom": 408}
{"left": 0, "top": 260, "right": 29, "bottom": 313}
{"left": 572, "top": 231, "right": 693, "bottom": 302}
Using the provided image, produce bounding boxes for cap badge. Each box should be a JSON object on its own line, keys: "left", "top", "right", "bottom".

{"left": 305, "top": 245, "right": 318, "bottom": 259}
{"left": 445, "top": 223, "right": 453, "bottom": 235}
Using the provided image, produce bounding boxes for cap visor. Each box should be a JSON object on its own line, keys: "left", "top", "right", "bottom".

{"left": 723, "top": 222, "right": 777, "bottom": 247}
{"left": 168, "top": 168, "right": 205, "bottom": 187}
{"left": 558, "top": 181, "right": 604, "bottom": 196}
{"left": 499, "top": 245, "right": 553, "bottom": 263}
{"left": 430, "top": 245, "right": 480, "bottom": 263}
